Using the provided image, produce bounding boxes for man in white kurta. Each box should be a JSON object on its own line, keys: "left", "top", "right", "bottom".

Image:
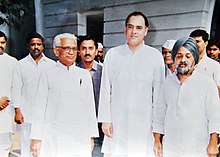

{"left": 30, "top": 33, "right": 98, "bottom": 157}
{"left": 0, "top": 31, "right": 18, "bottom": 157}
{"left": 190, "top": 29, "right": 220, "bottom": 96}
{"left": 153, "top": 37, "right": 220, "bottom": 157}
{"left": 195, "top": 54, "right": 220, "bottom": 93}
{"left": 98, "top": 12, "right": 164, "bottom": 157}
{"left": 12, "top": 32, "right": 55, "bottom": 157}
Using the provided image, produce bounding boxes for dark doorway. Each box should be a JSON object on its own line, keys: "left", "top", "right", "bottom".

{"left": 210, "top": 0, "right": 220, "bottom": 41}
{"left": 87, "top": 13, "right": 104, "bottom": 43}
{"left": 10, "top": 0, "right": 36, "bottom": 60}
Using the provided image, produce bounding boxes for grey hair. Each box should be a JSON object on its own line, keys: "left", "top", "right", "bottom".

{"left": 53, "top": 33, "right": 77, "bottom": 48}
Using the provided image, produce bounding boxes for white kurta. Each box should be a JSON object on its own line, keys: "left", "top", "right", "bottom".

{"left": 195, "top": 54, "right": 220, "bottom": 86}
{"left": 30, "top": 62, "right": 98, "bottom": 157}
{"left": 98, "top": 44, "right": 165, "bottom": 156}
{"left": 153, "top": 71, "right": 220, "bottom": 157}
{"left": 12, "top": 54, "right": 55, "bottom": 123}
{"left": 0, "top": 53, "right": 17, "bottom": 133}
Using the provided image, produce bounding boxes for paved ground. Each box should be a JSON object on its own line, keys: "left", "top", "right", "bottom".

{"left": 9, "top": 132, "right": 103, "bottom": 157}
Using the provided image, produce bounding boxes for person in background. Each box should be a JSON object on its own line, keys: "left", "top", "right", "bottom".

{"left": 98, "top": 11, "right": 165, "bottom": 157}
{"left": 77, "top": 35, "right": 104, "bottom": 146}
{"left": 161, "top": 39, "right": 176, "bottom": 77}
{"left": 95, "top": 42, "right": 104, "bottom": 66}
{"left": 190, "top": 29, "right": 220, "bottom": 97}
{"left": 153, "top": 37, "right": 220, "bottom": 157}
{"left": 0, "top": 31, "right": 18, "bottom": 157}
{"left": 29, "top": 33, "right": 98, "bottom": 157}
{"left": 12, "top": 32, "right": 55, "bottom": 157}
{"left": 206, "top": 38, "right": 220, "bottom": 63}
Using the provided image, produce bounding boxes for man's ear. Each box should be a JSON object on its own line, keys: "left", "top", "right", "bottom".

{"left": 124, "top": 27, "right": 127, "bottom": 36}
{"left": 53, "top": 48, "right": 59, "bottom": 57}
{"left": 205, "top": 40, "right": 208, "bottom": 47}
{"left": 78, "top": 50, "right": 81, "bottom": 56}
{"left": 144, "top": 27, "right": 148, "bottom": 36}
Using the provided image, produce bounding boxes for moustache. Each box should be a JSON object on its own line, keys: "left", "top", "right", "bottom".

{"left": 0, "top": 46, "right": 4, "bottom": 50}
{"left": 178, "top": 61, "right": 187, "bottom": 66}
{"left": 34, "top": 48, "right": 40, "bottom": 52}
{"left": 84, "top": 54, "right": 91, "bottom": 57}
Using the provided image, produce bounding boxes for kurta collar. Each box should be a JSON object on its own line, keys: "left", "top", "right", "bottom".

{"left": 27, "top": 53, "right": 47, "bottom": 65}
{"left": 0, "top": 53, "right": 9, "bottom": 57}
{"left": 125, "top": 41, "right": 145, "bottom": 54}
{"left": 57, "top": 61, "right": 75, "bottom": 71}
{"left": 172, "top": 70, "right": 196, "bottom": 85}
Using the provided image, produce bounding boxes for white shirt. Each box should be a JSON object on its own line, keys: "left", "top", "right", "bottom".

{"left": 165, "top": 65, "right": 174, "bottom": 78}
{"left": 153, "top": 71, "right": 220, "bottom": 157}
{"left": 98, "top": 43, "right": 165, "bottom": 156}
{"left": 30, "top": 62, "right": 98, "bottom": 157}
{"left": 12, "top": 53, "right": 55, "bottom": 123}
{"left": 195, "top": 54, "right": 220, "bottom": 86}
{"left": 0, "top": 53, "right": 18, "bottom": 133}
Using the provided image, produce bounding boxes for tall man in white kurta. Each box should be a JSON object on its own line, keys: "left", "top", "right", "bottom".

{"left": 12, "top": 32, "right": 55, "bottom": 157}
{"left": 153, "top": 37, "right": 220, "bottom": 157}
{"left": 98, "top": 12, "right": 165, "bottom": 157}
{"left": 30, "top": 33, "right": 98, "bottom": 157}
{"left": 0, "top": 31, "right": 18, "bottom": 157}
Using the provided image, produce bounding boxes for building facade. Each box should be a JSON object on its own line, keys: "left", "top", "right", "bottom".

{"left": 41, "top": 0, "right": 218, "bottom": 59}
{"left": 2, "top": 0, "right": 219, "bottom": 60}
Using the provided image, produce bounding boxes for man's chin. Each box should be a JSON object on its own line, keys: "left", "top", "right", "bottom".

{"left": 177, "top": 68, "right": 190, "bottom": 75}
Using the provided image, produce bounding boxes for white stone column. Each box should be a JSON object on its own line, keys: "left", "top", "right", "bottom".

{"left": 34, "top": 0, "right": 44, "bottom": 35}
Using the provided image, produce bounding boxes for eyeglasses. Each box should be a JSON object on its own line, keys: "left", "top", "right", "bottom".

{"left": 57, "top": 46, "right": 78, "bottom": 53}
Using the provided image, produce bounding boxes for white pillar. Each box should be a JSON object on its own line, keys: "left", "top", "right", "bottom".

{"left": 206, "top": 0, "right": 216, "bottom": 34}
{"left": 34, "top": 0, "right": 44, "bottom": 35}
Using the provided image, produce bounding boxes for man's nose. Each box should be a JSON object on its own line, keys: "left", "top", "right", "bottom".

{"left": 85, "top": 49, "right": 90, "bottom": 54}
{"left": 181, "top": 55, "right": 187, "bottom": 62}
{"left": 131, "top": 27, "right": 137, "bottom": 34}
{"left": 69, "top": 48, "right": 76, "bottom": 54}
{"left": 34, "top": 44, "right": 38, "bottom": 48}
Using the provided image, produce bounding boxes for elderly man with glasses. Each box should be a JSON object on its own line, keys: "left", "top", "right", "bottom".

{"left": 30, "top": 33, "right": 98, "bottom": 157}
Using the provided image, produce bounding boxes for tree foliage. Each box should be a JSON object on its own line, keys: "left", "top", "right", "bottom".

{"left": 0, "top": 0, "right": 26, "bottom": 29}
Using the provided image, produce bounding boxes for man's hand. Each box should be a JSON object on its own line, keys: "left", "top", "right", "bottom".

{"left": 153, "top": 141, "right": 163, "bottom": 157}
{"left": 0, "top": 96, "right": 10, "bottom": 110}
{"left": 207, "top": 133, "right": 219, "bottom": 157}
{"left": 14, "top": 108, "right": 24, "bottom": 124}
{"left": 30, "top": 139, "right": 42, "bottom": 157}
{"left": 102, "top": 122, "right": 113, "bottom": 138}
{"left": 153, "top": 133, "right": 163, "bottom": 157}
{"left": 91, "top": 137, "right": 95, "bottom": 150}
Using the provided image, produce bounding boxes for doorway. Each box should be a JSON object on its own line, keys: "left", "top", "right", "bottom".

{"left": 77, "top": 10, "right": 104, "bottom": 43}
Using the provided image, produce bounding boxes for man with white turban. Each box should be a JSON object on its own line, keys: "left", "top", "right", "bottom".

{"left": 162, "top": 39, "right": 176, "bottom": 77}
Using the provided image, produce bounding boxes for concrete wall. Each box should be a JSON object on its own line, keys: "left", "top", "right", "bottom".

{"left": 42, "top": 0, "right": 215, "bottom": 58}
{"left": 103, "top": 0, "right": 215, "bottom": 50}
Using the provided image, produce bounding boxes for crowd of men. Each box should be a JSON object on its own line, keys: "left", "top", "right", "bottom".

{"left": 0, "top": 11, "right": 220, "bottom": 157}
